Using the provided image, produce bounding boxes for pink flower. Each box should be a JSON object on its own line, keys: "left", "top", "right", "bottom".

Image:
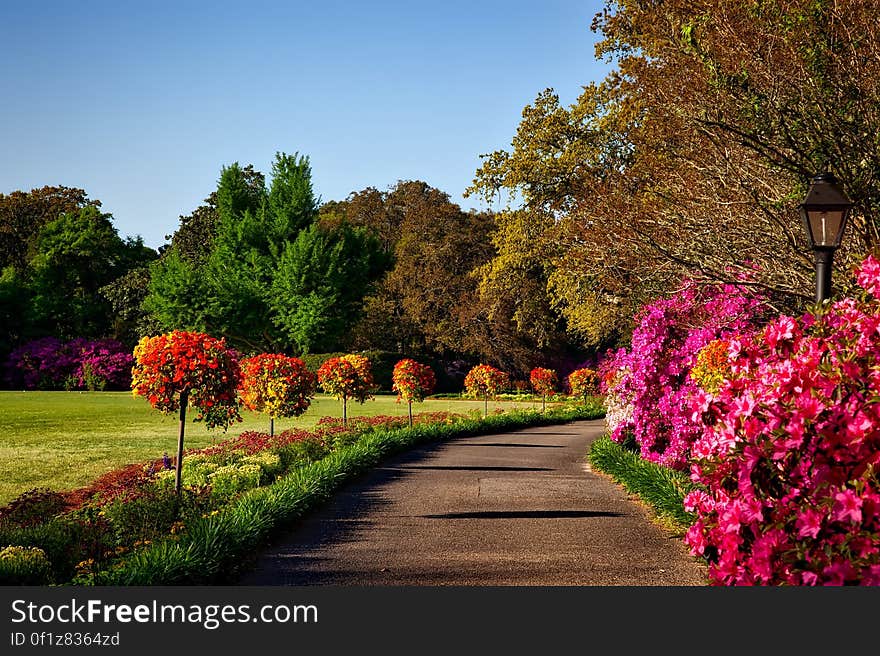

{"left": 685, "top": 523, "right": 708, "bottom": 556}
{"left": 763, "top": 316, "right": 797, "bottom": 349}
{"left": 822, "top": 560, "right": 857, "bottom": 586}
{"left": 831, "top": 488, "right": 863, "bottom": 524}
{"left": 795, "top": 508, "right": 825, "bottom": 539}
{"left": 856, "top": 254, "right": 880, "bottom": 297}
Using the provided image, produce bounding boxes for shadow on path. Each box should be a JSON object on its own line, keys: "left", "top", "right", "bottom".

{"left": 421, "top": 510, "right": 624, "bottom": 519}
{"left": 399, "top": 464, "right": 552, "bottom": 472}
{"left": 455, "top": 443, "right": 566, "bottom": 448}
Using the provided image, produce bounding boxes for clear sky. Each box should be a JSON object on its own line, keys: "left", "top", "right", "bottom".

{"left": 1, "top": 0, "right": 612, "bottom": 249}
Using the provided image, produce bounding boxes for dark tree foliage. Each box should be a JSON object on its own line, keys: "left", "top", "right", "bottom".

{"left": 0, "top": 186, "right": 101, "bottom": 271}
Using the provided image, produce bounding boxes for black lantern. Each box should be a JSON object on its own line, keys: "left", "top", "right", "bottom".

{"left": 798, "top": 172, "right": 854, "bottom": 303}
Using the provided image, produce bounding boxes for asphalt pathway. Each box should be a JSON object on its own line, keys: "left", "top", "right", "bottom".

{"left": 238, "top": 419, "right": 708, "bottom": 585}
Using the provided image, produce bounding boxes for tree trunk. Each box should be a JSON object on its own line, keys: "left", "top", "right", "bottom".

{"left": 408, "top": 401, "right": 413, "bottom": 428}
{"left": 270, "top": 416, "right": 275, "bottom": 437}
{"left": 175, "top": 391, "right": 189, "bottom": 496}
{"left": 343, "top": 395, "right": 348, "bottom": 427}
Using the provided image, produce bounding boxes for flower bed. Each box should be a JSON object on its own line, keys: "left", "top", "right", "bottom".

{"left": 684, "top": 256, "right": 880, "bottom": 585}
{"left": 0, "top": 408, "right": 480, "bottom": 585}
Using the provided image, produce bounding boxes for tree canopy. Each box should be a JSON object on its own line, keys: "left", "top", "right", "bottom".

{"left": 468, "top": 0, "right": 880, "bottom": 346}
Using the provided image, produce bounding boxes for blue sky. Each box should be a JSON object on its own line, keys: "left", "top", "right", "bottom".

{"left": 1, "top": 1, "right": 612, "bottom": 249}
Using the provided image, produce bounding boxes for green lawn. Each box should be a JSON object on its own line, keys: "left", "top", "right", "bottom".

{"left": 0, "top": 391, "right": 546, "bottom": 505}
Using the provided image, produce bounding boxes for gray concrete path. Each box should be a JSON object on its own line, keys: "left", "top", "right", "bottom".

{"left": 237, "top": 419, "right": 708, "bottom": 585}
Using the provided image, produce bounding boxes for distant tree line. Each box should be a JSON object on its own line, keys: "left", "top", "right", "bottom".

{"left": 0, "top": 153, "right": 588, "bottom": 389}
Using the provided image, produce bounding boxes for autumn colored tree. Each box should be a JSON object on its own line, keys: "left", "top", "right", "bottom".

{"left": 529, "top": 367, "right": 558, "bottom": 412}
{"left": 469, "top": 1, "right": 880, "bottom": 347}
{"left": 239, "top": 353, "right": 317, "bottom": 436}
{"left": 391, "top": 358, "right": 437, "bottom": 426}
{"left": 131, "top": 331, "right": 242, "bottom": 493}
{"left": 464, "top": 363, "right": 509, "bottom": 417}
{"left": 316, "top": 354, "right": 375, "bottom": 426}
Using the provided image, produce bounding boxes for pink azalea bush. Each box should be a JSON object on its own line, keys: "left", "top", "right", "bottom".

{"left": 685, "top": 255, "right": 880, "bottom": 585}
{"left": 5, "top": 337, "right": 133, "bottom": 390}
{"left": 601, "top": 280, "right": 767, "bottom": 469}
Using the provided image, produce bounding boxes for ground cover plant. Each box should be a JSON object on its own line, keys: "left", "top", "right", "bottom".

{"left": 587, "top": 435, "right": 695, "bottom": 531}
{"left": 0, "top": 400, "right": 604, "bottom": 585}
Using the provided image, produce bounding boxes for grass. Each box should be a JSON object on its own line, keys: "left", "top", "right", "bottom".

{"left": 587, "top": 434, "right": 697, "bottom": 532}
{"left": 0, "top": 391, "right": 551, "bottom": 505}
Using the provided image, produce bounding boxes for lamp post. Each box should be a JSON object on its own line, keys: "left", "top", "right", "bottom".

{"left": 798, "top": 172, "right": 854, "bottom": 303}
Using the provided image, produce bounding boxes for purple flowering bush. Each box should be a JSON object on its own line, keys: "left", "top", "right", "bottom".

{"left": 601, "top": 279, "right": 767, "bottom": 470}
{"left": 5, "top": 338, "right": 133, "bottom": 391}
{"left": 684, "top": 255, "right": 880, "bottom": 585}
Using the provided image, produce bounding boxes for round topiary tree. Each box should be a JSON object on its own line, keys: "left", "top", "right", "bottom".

{"left": 131, "top": 330, "right": 241, "bottom": 493}
{"left": 317, "top": 354, "right": 375, "bottom": 426}
{"left": 239, "top": 353, "right": 317, "bottom": 436}
{"left": 567, "top": 367, "right": 600, "bottom": 405}
{"left": 392, "top": 358, "right": 437, "bottom": 427}
{"left": 464, "top": 363, "right": 509, "bottom": 417}
{"left": 529, "top": 367, "right": 558, "bottom": 412}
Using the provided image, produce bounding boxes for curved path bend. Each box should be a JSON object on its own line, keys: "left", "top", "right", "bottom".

{"left": 238, "top": 419, "right": 707, "bottom": 586}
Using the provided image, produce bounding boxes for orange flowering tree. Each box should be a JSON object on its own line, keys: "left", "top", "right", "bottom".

{"left": 131, "top": 331, "right": 242, "bottom": 493}
{"left": 392, "top": 358, "right": 437, "bottom": 426}
{"left": 567, "top": 367, "right": 600, "bottom": 404}
{"left": 316, "top": 354, "right": 375, "bottom": 425}
{"left": 239, "top": 353, "right": 317, "bottom": 436}
{"left": 529, "top": 367, "right": 558, "bottom": 412}
{"left": 464, "top": 363, "right": 509, "bottom": 417}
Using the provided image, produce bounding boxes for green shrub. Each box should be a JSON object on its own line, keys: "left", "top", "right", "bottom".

{"left": 101, "top": 485, "right": 214, "bottom": 545}
{"left": 208, "top": 464, "right": 262, "bottom": 498}
{"left": 241, "top": 452, "right": 283, "bottom": 483}
{"left": 0, "top": 510, "right": 115, "bottom": 583}
{"left": 0, "top": 545, "right": 52, "bottom": 585}
{"left": 276, "top": 437, "right": 330, "bottom": 470}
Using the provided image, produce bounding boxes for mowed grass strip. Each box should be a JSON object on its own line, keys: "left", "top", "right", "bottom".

{"left": 0, "top": 391, "right": 548, "bottom": 504}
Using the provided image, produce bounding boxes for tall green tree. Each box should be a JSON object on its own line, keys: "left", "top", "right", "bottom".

{"left": 270, "top": 222, "right": 387, "bottom": 353}
{"left": 164, "top": 164, "right": 266, "bottom": 264}
{"left": 142, "top": 251, "right": 210, "bottom": 334}
{"left": 147, "top": 161, "right": 274, "bottom": 350}
{"left": 28, "top": 206, "right": 156, "bottom": 340}
{"left": 147, "top": 151, "right": 387, "bottom": 355}
{"left": 267, "top": 152, "right": 320, "bottom": 246}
